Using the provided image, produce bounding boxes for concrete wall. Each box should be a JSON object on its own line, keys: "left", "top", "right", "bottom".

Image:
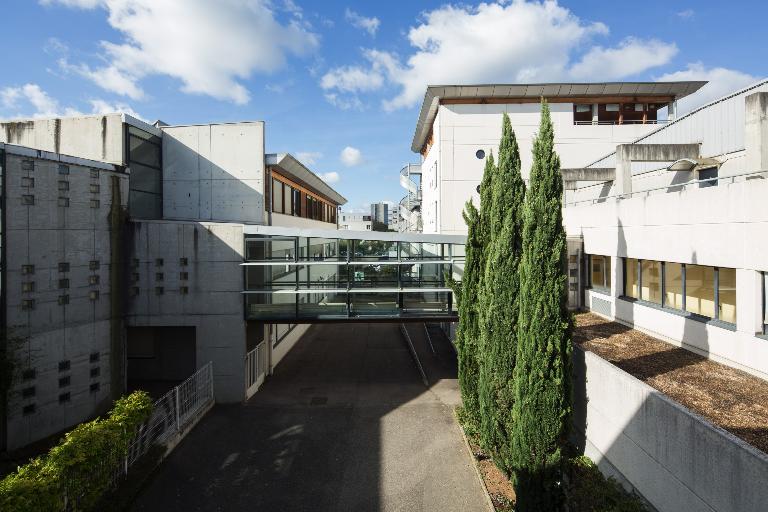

{"left": 161, "top": 122, "right": 265, "bottom": 223}
{"left": 4, "top": 149, "right": 128, "bottom": 450}
{"left": 573, "top": 346, "right": 768, "bottom": 512}
{"left": 0, "top": 115, "right": 125, "bottom": 165}
{"left": 271, "top": 324, "right": 310, "bottom": 370}
{"left": 565, "top": 172, "right": 768, "bottom": 378}
{"left": 126, "top": 220, "right": 247, "bottom": 403}
{"left": 425, "top": 103, "right": 658, "bottom": 234}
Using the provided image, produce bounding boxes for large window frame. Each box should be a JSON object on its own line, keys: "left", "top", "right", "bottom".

{"left": 588, "top": 254, "right": 611, "bottom": 292}
{"left": 271, "top": 172, "right": 337, "bottom": 224}
{"left": 622, "top": 257, "right": 736, "bottom": 326}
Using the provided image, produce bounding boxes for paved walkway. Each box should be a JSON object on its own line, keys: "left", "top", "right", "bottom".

{"left": 130, "top": 323, "right": 488, "bottom": 512}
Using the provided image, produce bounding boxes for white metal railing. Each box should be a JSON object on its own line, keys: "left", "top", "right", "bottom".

{"left": 124, "top": 362, "right": 214, "bottom": 471}
{"left": 245, "top": 342, "right": 267, "bottom": 398}
{"left": 565, "top": 170, "right": 768, "bottom": 207}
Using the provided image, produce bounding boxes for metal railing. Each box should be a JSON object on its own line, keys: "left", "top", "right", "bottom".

{"left": 123, "top": 362, "right": 214, "bottom": 472}
{"left": 573, "top": 119, "right": 669, "bottom": 126}
{"left": 245, "top": 342, "right": 267, "bottom": 398}
{"left": 565, "top": 169, "right": 768, "bottom": 207}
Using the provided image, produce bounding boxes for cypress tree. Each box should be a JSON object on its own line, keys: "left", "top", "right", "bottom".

{"left": 477, "top": 113, "right": 526, "bottom": 470}
{"left": 453, "top": 199, "right": 482, "bottom": 424}
{"left": 511, "top": 100, "right": 573, "bottom": 511}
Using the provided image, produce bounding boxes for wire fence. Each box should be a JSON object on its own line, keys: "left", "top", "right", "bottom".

{"left": 120, "top": 362, "right": 214, "bottom": 480}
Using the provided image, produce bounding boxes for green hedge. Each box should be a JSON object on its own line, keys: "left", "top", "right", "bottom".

{"left": 0, "top": 391, "right": 153, "bottom": 512}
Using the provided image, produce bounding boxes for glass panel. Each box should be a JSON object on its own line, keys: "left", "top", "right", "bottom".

{"left": 245, "top": 237, "right": 295, "bottom": 261}
{"left": 284, "top": 183, "right": 292, "bottom": 214}
{"left": 129, "top": 190, "right": 161, "bottom": 219}
{"left": 246, "top": 293, "right": 296, "bottom": 320}
{"left": 590, "top": 255, "right": 605, "bottom": 289}
{"left": 307, "top": 238, "right": 340, "bottom": 260}
{"left": 641, "top": 260, "right": 662, "bottom": 304}
{"left": 130, "top": 163, "right": 161, "bottom": 194}
{"left": 353, "top": 240, "right": 398, "bottom": 261}
{"left": 400, "top": 263, "right": 448, "bottom": 288}
{"left": 297, "top": 291, "right": 347, "bottom": 318}
{"left": 665, "top": 262, "right": 684, "bottom": 310}
{"left": 349, "top": 264, "right": 398, "bottom": 288}
{"left": 605, "top": 257, "right": 611, "bottom": 289}
{"left": 350, "top": 292, "right": 398, "bottom": 315}
{"left": 686, "top": 265, "right": 715, "bottom": 318}
{"left": 402, "top": 291, "right": 452, "bottom": 313}
{"left": 449, "top": 244, "right": 466, "bottom": 258}
{"left": 304, "top": 263, "right": 344, "bottom": 288}
{"left": 400, "top": 242, "right": 442, "bottom": 260}
{"left": 129, "top": 135, "right": 161, "bottom": 168}
{"left": 625, "top": 258, "right": 639, "bottom": 298}
{"left": 272, "top": 179, "right": 283, "bottom": 213}
{"left": 764, "top": 272, "right": 768, "bottom": 333}
{"left": 293, "top": 190, "right": 301, "bottom": 216}
{"left": 718, "top": 268, "right": 736, "bottom": 324}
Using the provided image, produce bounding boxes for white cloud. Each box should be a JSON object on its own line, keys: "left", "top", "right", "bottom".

{"left": 569, "top": 38, "right": 678, "bottom": 81}
{"left": 45, "top": 0, "right": 319, "bottom": 104}
{"left": 345, "top": 8, "right": 380, "bottom": 36}
{"left": 296, "top": 151, "right": 322, "bottom": 165}
{"left": 320, "top": 66, "right": 383, "bottom": 93}
{"left": 677, "top": 9, "right": 695, "bottom": 19}
{"left": 322, "top": 1, "right": 679, "bottom": 111}
{"left": 318, "top": 171, "right": 340, "bottom": 184}
{"left": 0, "top": 82, "right": 143, "bottom": 121}
{"left": 340, "top": 146, "right": 362, "bottom": 166}
{"left": 324, "top": 93, "right": 363, "bottom": 110}
{"left": 656, "top": 63, "right": 760, "bottom": 115}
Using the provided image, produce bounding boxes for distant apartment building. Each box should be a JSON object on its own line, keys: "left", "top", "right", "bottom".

{"left": 339, "top": 212, "right": 372, "bottom": 231}
{"left": 0, "top": 114, "right": 345, "bottom": 450}
{"left": 408, "top": 82, "right": 706, "bottom": 234}
{"left": 370, "top": 201, "right": 389, "bottom": 225}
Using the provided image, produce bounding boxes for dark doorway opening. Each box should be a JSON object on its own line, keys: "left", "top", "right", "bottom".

{"left": 127, "top": 326, "right": 196, "bottom": 398}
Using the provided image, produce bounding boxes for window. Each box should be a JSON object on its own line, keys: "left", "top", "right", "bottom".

{"left": 58, "top": 360, "right": 70, "bottom": 372}
{"left": 573, "top": 104, "right": 593, "bottom": 124}
{"left": 665, "top": 262, "right": 684, "bottom": 310}
{"left": 293, "top": 189, "right": 301, "bottom": 216}
{"left": 58, "top": 197, "right": 70, "bottom": 207}
{"left": 59, "top": 262, "right": 70, "bottom": 272}
{"left": 22, "top": 195, "right": 35, "bottom": 205}
{"left": 59, "top": 376, "right": 70, "bottom": 388}
{"left": 698, "top": 167, "right": 718, "bottom": 188}
{"left": 59, "top": 392, "right": 71, "bottom": 404}
{"left": 58, "top": 164, "right": 70, "bottom": 175}
{"left": 763, "top": 272, "right": 768, "bottom": 335}
{"left": 718, "top": 267, "right": 736, "bottom": 324}
{"left": 90, "top": 352, "right": 100, "bottom": 363}
{"left": 589, "top": 255, "right": 611, "bottom": 291}
{"left": 89, "top": 260, "right": 100, "bottom": 270}
{"left": 21, "top": 177, "right": 34, "bottom": 188}
{"left": 272, "top": 178, "right": 283, "bottom": 213}
{"left": 283, "top": 183, "right": 292, "bottom": 214}
{"left": 90, "top": 367, "right": 100, "bottom": 378}
{"left": 641, "top": 260, "right": 662, "bottom": 304}
{"left": 686, "top": 265, "right": 715, "bottom": 318}
{"left": 625, "top": 258, "right": 639, "bottom": 299}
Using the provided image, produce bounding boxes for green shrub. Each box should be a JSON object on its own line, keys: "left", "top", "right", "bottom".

{"left": 0, "top": 391, "right": 153, "bottom": 512}
{"left": 567, "top": 456, "right": 648, "bottom": 512}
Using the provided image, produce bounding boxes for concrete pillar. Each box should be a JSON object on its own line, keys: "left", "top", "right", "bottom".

{"left": 667, "top": 101, "right": 677, "bottom": 121}
{"left": 592, "top": 103, "right": 599, "bottom": 125}
{"left": 736, "top": 269, "right": 763, "bottom": 335}
{"left": 615, "top": 145, "right": 633, "bottom": 196}
{"left": 745, "top": 92, "right": 768, "bottom": 172}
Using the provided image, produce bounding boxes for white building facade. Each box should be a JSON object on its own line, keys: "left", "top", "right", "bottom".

{"left": 410, "top": 83, "right": 705, "bottom": 234}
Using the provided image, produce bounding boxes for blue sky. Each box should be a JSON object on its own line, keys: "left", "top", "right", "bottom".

{"left": 1, "top": 1, "right": 766, "bottom": 212}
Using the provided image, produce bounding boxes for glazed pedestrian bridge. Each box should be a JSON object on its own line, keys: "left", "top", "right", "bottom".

{"left": 242, "top": 225, "right": 466, "bottom": 322}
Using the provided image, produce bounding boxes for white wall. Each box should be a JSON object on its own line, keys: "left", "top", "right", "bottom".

{"left": 162, "top": 122, "right": 265, "bottom": 224}
{"left": 573, "top": 346, "right": 768, "bottom": 512}
{"left": 568, "top": 174, "right": 768, "bottom": 378}
{"left": 273, "top": 212, "right": 337, "bottom": 230}
{"left": 431, "top": 103, "right": 657, "bottom": 234}
{"left": 271, "top": 324, "right": 310, "bottom": 370}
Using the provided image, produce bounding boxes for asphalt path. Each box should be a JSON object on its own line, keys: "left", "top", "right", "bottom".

{"left": 130, "top": 322, "right": 487, "bottom": 512}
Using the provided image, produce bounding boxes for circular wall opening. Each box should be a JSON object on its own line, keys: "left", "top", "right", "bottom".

{"left": 475, "top": 149, "right": 485, "bottom": 159}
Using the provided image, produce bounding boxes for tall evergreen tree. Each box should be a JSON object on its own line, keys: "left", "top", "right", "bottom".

{"left": 477, "top": 113, "right": 526, "bottom": 470}
{"left": 511, "top": 101, "right": 573, "bottom": 511}
{"left": 453, "top": 199, "right": 482, "bottom": 424}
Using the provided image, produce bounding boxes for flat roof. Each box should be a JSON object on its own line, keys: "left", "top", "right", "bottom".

{"left": 266, "top": 153, "right": 347, "bottom": 206}
{"left": 411, "top": 81, "right": 708, "bottom": 152}
{"left": 243, "top": 224, "right": 466, "bottom": 244}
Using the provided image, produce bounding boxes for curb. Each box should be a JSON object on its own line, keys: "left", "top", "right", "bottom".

{"left": 453, "top": 410, "right": 496, "bottom": 512}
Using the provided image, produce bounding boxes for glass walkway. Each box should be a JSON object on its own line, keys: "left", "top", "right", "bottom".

{"left": 242, "top": 225, "right": 466, "bottom": 322}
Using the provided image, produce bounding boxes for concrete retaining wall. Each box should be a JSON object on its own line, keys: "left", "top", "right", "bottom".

{"left": 573, "top": 346, "right": 768, "bottom": 512}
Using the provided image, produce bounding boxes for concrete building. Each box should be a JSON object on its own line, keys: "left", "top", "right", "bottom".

{"left": 0, "top": 114, "right": 346, "bottom": 450}
{"left": 370, "top": 201, "right": 389, "bottom": 226}
{"left": 564, "top": 79, "right": 768, "bottom": 380}
{"left": 339, "top": 212, "right": 372, "bottom": 231}
{"left": 0, "top": 142, "right": 128, "bottom": 450}
{"left": 408, "top": 82, "right": 706, "bottom": 234}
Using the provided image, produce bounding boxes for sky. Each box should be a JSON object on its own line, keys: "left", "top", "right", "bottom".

{"left": 1, "top": 0, "right": 766, "bottom": 213}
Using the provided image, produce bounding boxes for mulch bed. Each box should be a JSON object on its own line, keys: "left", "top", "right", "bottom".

{"left": 465, "top": 436, "right": 516, "bottom": 511}
{"left": 574, "top": 312, "right": 768, "bottom": 454}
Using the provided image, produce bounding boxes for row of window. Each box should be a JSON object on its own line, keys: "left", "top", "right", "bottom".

{"left": 20, "top": 354, "right": 102, "bottom": 415}
{"left": 271, "top": 175, "right": 337, "bottom": 224}
{"left": 573, "top": 103, "right": 666, "bottom": 125}
{"left": 588, "top": 255, "right": 739, "bottom": 325}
